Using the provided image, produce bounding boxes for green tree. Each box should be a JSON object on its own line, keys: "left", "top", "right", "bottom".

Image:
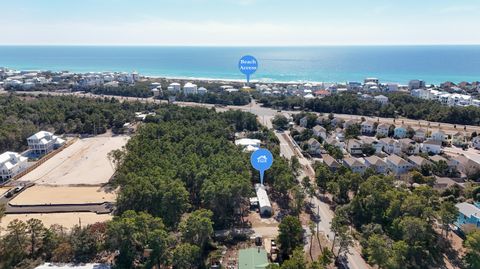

{"left": 272, "top": 114, "right": 289, "bottom": 130}
{"left": 290, "top": 186, "right": 306, "bottom": 216}
{"left": 107, "top": 210, "right": 170, "bottom": 269}
{"left": 463, "top": 230, "right": 480, "bottom": 269}
{"left": 26, "top": 218, "right": 45, "bottom": 257}
{"left": 291, "top": 156, "right": 301, "bottom": 176}
{"left": 172, "top": 243, "right": 201, "bottom": 269}
{"left": 70, "top": 225, "right": 100, "bottom": 263}
{"left": 51, "top": 242, "right": 74, "bottom": 263}
{"left": 345, "top": 124, "right": 360, "bottom": 139}
{"left": 2, "top": 219, "right": 29, "bottom": 267}
{"left": 281, "top": 247, "right": 307, "bottom": 269}
{"left": 278, "top": 216, "right": 304, "bottom": 258}
{"left": 179, "top": 209, "right": 214, "bottom": 250}
{"left": 315, "top": 163, "right": 333, "bottom": 193}
{"left": 366, "top": 234, "right": 390, "bottom": 268}
{"left": 438, "top": 201, "right": 459, "bottom": 237}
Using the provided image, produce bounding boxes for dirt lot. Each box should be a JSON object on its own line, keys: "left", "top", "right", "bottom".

{"left": 10, "top": 186, "right": 116, "bottom": 205}
{"left": 0, "top": 187, "right": 11, "bottom": 197}
{"left": 0, "top": 212, "right": 112, "bottom": 232}
{"left": 18, "top": 136, "right": 129, "bottom": 185}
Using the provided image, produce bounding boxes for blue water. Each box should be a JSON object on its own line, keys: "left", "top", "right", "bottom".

{"left": 0, "top": 46, "right": 479, "bottom": 84}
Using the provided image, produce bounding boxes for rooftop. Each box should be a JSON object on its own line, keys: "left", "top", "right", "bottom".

{"left": 321, "top": 154, "right": 340, "bottom": 167}
{"left": 28, "top": 130, "right": 53, "bottom": 140}
{"left": 387, "top": 154, "right": 410, "bottom": 166}
{"left": 238, "top": 248, "right": 269, "bottom": 269}
{"left": 456, "top": 202, "right": 480, "bottom": 219}
{"left": 408, "top": 155, "right": 430, "bottom": 166}
{"left": 343, "top": 157, "right": 364, "bottom": 167}
{"left": 364, "top": 155, "right": 386, "bottom": 166}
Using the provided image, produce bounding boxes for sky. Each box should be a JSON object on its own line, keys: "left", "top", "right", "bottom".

{"left": 2, "top": 0, "right": 480, "bottom": 46}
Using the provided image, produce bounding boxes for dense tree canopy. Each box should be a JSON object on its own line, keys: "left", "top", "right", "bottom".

{"left": 114, "top": 105, "right": 258, "bottom": 228}
{"left": 0, "top": 94, "right": 159, "bottom": 152}
{"left": 258, "top": 92, "right": 480, "bottom": 126}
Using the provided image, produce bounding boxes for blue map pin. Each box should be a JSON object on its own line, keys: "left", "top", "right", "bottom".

{"left": 250, "top": 148, "right": 273, "bottom": 185}
{"left": 239, "top": 55, "right": 258, "bottom": 83}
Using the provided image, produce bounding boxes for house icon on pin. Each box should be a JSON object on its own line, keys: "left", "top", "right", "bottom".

{"left": 257, "top": 155, "right": 268, "bottom": 163}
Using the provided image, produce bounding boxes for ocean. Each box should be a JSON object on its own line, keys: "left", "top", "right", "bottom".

{"left": 0, "top": 46, "right": 479, "bottom": 85}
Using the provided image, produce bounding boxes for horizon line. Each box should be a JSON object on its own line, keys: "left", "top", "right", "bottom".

{"left": 1, "top": 43, "right": 480, "bottom": 47}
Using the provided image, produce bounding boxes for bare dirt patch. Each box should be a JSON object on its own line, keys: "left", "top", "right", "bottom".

{"left": 10, "top": 186, "right": 116, "bottom": 205}
{"left": 18, "top": 136, "right": 129, "bottom": 185}
{"left": 0, "top": 212, "right": 112, "bottom": 232}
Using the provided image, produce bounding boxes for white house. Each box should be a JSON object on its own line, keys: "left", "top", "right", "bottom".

{"left": 27, "top": 131, "right": 65, "bottom": 155}
{"left": 364, "top": 156, "right": 387, "bottom": 174}
{"left": 364, "top": 78, "right": 379, "bottom": 85}
{"left": 0, "top": 151, "right": 28, "bottom": 180}
{"left": 386, "top": 83, "right": 399, "bottom": 92}
{"left": 473, "top": 136, "right": 480, "bottom": 149}
{"left": 343, "top": 157, "right": 366, "bottom": 174}
{"left": 306, "top": 138, "right": 322, "bottom": 155}
{"left": 197, "top": 87, "right": 208, "bottom": 95}
{"left": 360, "top": 136, "right": 383, "bottom": 154}
{"left": 347, "top": 139, "right": 363, "bottom": 155}
{"left": 299, "top": 116, "right": 308, "bottom": 127}
{"left": 167, "top": 82, "right": 181, "bottom": 92}
{"left": 386, "top": 154, "right": 413, "bottom": 175}
{"left": 422, "top": 139, "right": 443, "bottom": 154}
{"left": 343, "top": 119, "right": 358, "bottom": 130}
{"left": 450, "top": 155, "right": 480, "bottom": 177}
{"left": 394, "top": 125, "right": 408, "bottom": 139}
{"left": 335, "top": 128, "right": 346, "bottom": 142}
{"left": 414, "top": 128, "right": 426, "bottom": 142}
{"left": 376, "top": 123, "right": 390, "bottom": 137}
{"left": 379, "top": 138, "right": 402, "bottom": 155}
{"left": 151, "top": 88, "right": 160, "bottom": 97}
{"left": 399, "top": 138, "right": 420, "bottom": 155}
{"left": 322, "top": 154, "right": 341, "bottom": 171}
{"left": 312, "top": 125, "right": 327, "bottom": 140}
{"left": 255, "top": 184, "right": 272, "bottom": 216}
{"left": 374, "top": 95, "right": 389, "bottom": 105}
{"left": 361, "top": 121, "right": 375, "bottom": 135}
{"left": 183, "top": 82, "right": 198, "bottom": 95}
{"left": 452, "top": 132, "right": 468, "bottom": 146}
{"left": 408, "top": 155, "right": 432, "bottom": 168}
{"left": 408, "top": 79, "right": 425, "bottom": 90}
{"left": 431, "top": 130, "right": 447, "bottom": 143}
{"left": 235, "top": 138, "right": 261, "bottom": 152}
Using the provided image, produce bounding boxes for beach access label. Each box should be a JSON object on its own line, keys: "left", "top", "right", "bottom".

{"left": 238, "top": 55, "right": 258, "bottom": 83}
{"left": 250, "top": 148, "right": 273, "bottom": 185}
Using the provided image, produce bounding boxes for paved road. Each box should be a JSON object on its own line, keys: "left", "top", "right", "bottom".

{"left": 275, "top": 130, "right": 370, "bottom": 269}
{"left": 14, "top": 90, "right": 480, "bottom": 135}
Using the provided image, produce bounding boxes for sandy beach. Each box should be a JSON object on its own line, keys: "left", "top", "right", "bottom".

{"left": 18, "top": 136, "right": 129, "bottom": 185}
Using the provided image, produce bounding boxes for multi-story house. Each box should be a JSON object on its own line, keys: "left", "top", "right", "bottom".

{"left": 27, "top": 131, "right": 65, "bottom": 155}
{"left": 364, "top": 156, "right": 387, "bottom": 174}
{"left": 0, "top": 151, "right": 28, "bottom": 181}
{"left": 386, "top": 154, "right": 413, "bottom": 175}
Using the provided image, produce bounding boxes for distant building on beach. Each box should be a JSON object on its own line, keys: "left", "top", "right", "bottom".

{"left": 183, "top": 82, "right": 198, "bottom": 95}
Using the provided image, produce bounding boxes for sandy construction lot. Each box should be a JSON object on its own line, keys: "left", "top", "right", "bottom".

{"left": 10, "top": 186, "right": 116, "bottom": 205}
{"left": 0, "top": 213, "right": 112, "bottom": 232}
{"left": 18, "top": 136, "right": 129, "bottom": 185}
{"left": 0, "top": 187, "right": 11, "bottom": 197}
